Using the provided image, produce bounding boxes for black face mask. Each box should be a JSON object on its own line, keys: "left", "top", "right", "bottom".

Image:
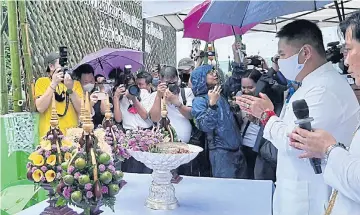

{"left": 180, "top": 73, "right": 191, "bottom": 83}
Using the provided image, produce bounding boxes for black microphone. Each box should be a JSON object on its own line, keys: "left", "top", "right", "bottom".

{"left": 292, "top": 99, "right": 322, "bottom": 174}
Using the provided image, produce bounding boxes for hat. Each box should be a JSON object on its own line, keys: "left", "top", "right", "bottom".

{"left": 178, "top": 58, "right": 195, "bottom": 70}
{"left": 45, "top": 52, "right": 60, "bottom": 65}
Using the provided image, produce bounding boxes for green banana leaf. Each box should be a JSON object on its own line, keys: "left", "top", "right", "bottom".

{"left": 0, "top": 181, "right": 40, "bottom": 215}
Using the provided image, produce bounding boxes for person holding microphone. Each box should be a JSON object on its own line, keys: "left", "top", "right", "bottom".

{"left": 289, "top": 12, "right": 360, "bottom": 215}
{"left": 236, "top": 19, "right": 359, "bottom": 215}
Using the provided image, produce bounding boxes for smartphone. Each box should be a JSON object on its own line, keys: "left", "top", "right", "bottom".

{"left": 94, "top": 92, "right": 107, "bottom": 100}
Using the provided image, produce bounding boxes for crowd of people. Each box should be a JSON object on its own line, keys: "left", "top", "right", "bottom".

{"left": 34, "top": 11, "right": 360, "bottom": 215}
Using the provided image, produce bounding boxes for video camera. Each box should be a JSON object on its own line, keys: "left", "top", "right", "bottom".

{"left": 326, "top": 41, "right": 343, "bottom": 64}
{"left": 325, "top": 41, "right": 348, "bottom": 73}
{"left": 59, "top": 46, "right": 72, "bottom": 75}
{"left": 246, "top": 56, "right": 262, "bottom": 67}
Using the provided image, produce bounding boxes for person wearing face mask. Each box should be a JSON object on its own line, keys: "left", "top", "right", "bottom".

{"left": 74, "top": 64, "right": 110, "bottom": 128}
{"left": 236, "top": 20, "right": 359, "bottom": 215}
{"left": 136, "top": 71, "right": 154, "bottom": 93}
{"left": 178, "top": 58, "right": 195, "bottom": 88}
{"left": 287, "top": 12, "right": 360, "bottom": 215}
{"left": 150, "top": 64, "right": 161, "bottom": 88}
{"left": 35, "top": 52, "right": 83, "bottom": 137}
{"left": 239, "top": 69, "right": 262, "bottom": 179}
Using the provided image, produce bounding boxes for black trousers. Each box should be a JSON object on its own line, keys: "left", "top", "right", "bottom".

{"left": 241, "top": 145, "right": 258, "bottom": 180}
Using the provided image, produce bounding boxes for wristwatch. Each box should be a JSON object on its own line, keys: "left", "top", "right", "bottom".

{"left": 260, "top": 110, "right": 276, "bottom": 126}
{"left": 66, "top": 89, "right": 73, "bottom": 94}
{"left": 325, "top": 142, "right": 347, "bottom": 160}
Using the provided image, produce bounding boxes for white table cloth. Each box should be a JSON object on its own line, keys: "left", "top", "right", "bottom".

{"left": 16, "top": 173, "right": 273, "bottom": 215}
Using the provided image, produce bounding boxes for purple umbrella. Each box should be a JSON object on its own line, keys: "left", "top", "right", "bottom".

{"left": 72, "top": 48, "right": 143, "bottom": 78}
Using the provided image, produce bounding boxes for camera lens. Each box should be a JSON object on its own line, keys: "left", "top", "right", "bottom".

{"left": 128, "top": 85, "right": 140, "bottom": 96}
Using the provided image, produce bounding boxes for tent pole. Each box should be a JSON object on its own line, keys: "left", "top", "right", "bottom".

{"left": 142, "top": 18, "right": 146, "bottom": 66}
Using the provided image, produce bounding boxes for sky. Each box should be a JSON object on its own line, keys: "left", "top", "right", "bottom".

{"left": 176, "top": 26, "right": 342, "bottom": 65}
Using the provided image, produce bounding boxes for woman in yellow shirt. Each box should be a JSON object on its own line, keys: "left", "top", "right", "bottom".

{"left": 35, "top": 52, "right": 83, "bottom": 137}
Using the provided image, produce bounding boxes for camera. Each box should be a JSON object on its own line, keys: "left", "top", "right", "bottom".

{"left": 59, "top": 46, "right": 72, "bottom": 75}
{"left": 124, "top": 65, "right": 132, "bottom": 74}
{"left": 128, "top": 84, "right": 140, "bottom": 97}
{"left": 326, "top": 41, "right": 343, "bottom": 64}
{"left": 246, "top": 56, "right": 262, "bottom": 67}
{"left": 167, "top": 83, "right": 180, "bottom": 94}
{"left": 325, "top": 41, "right": 348, "bottom": 73}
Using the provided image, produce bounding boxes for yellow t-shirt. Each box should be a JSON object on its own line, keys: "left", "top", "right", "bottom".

{"left": 35, "top": 77, "right": 83, "bottom": 138}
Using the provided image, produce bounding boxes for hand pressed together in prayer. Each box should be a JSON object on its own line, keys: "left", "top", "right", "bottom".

{"left": 235, "top": 93, "right": 274, "bottom": 118}
{"left": 288, "top": 127, "right": 337, "bottom": 159}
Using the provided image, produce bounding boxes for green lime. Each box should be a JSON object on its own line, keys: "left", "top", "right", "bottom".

{"left": 99, "top": 153, "right": 111, "bottom": 165}
{"left": 78, "top": 175, "right": 90, "bottom": 185}
{"left": 71, "top": 191, "right": 82, "bottom": 203}
{"left": 63, "top": 175, "right": 74, "bottom": 186}
{"left": 108, "top": 184, "right": 120, "bottom": 196}
{"left": 99, "top": 171, "right": 112, "bottom": 184}
{"left": 113, "top": 171, "right": 124, "bottom": 182}
{"left": 74, "top": 158, "right": 86, "bottom": 170}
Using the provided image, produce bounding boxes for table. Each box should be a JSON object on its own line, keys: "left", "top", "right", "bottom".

{"left": 16, "top": 173, "right": 274, "bottom": 215}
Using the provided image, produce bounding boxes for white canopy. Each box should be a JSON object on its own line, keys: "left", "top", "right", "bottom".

{"left": 250, "top": 0, "right": 360, "bottom": 33}
{"left": 141, "top": 0, "right": 202, "bottom": 31}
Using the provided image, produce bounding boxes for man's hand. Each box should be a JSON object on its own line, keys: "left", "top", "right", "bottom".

{"left": 208, "top": 85, "right": 221, "bottom": 106}
{"left": 90, "top": 93, "right": 98, "bottom": 107}
{"left": 232, "top": 41, "right": 241, "bottom": 52}
{"left": 236, "top": 93, "right": 274, "bottom": 118}
{"left": 165, "top": 89, "right": 180, "bottom": 106}
{"left": 114, "top": 85, "right": 126, "bottom": 100}
{"left": 51, "top": 68, "right": 63, "bottom": 88}
{"left": 96, "top": 76, "right": 106, "bottom": 91}
{"left": 64, "top": 73, "right": 74, "bottom": 90}
{"left": 271, "top": 54, "right": 280, "bottom": 72}
{"left": 288, "top": 128, "right": 337, "bottom": 159}
{"left": 157, "top": 82, "right": 167, "bottom": 98}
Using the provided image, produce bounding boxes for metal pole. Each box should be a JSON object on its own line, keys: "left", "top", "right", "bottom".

{"left": 142, "top": 18, "right": 146, "bottom": 66}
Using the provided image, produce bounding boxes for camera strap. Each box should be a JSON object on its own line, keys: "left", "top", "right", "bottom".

{"left": 180, "top": 88, "right": 187, "bottom": 106}
{"left": 57, "top": 92, "right": 70, "bottom": 117}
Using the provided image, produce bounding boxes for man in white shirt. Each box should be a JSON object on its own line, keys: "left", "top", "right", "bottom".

{"left": 148, "top": 66, "right": 193, "bottom": 143}
{"left": 288, "top": 12, "right": 360, "bottom": 215}
{"left": 237, "top": 20, "right": 359, "bottom": 215}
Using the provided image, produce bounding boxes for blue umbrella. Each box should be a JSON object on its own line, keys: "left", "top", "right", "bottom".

{"left": 199, "top": 1, "right": 332, "bottom": 28}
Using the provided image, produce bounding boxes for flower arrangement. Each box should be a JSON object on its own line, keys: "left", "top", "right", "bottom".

{"left": 26, "top": 133, "right": 75, "bottom": 184}
{"left": 117, "top": 128, "right": 164, "bottom": 153}
{"left": 102, "top": 125, "right": 130, "bottom": 161}
{"left": 55, "top": 92, "right": 123, "bottom": 215}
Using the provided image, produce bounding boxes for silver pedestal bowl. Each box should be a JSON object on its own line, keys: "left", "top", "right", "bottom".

{"left": 127, "top": 143, "right": 203, "bottom": 210}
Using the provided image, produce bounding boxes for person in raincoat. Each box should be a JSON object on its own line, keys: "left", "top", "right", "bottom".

{"left": 191, "top": 64, "right": 247, "bottom": 179}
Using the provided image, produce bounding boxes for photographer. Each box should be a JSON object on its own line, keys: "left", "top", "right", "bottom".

{"left": 73, "top": 64, "right": 109, "bottom": 128}
{"left": 148, "top": 66, "right": 193, "bottom": 143}
{"left": 136, "top": 71, "right": 154, "bottom": 93}
{"left": 239, "top": 69, "right": 262, "bottom": 179}
{"left": 178, "top": 58, "right": 195, "bottom": 88}
{"left": 35, "top": 52, "right": 83, "bottom": 137}
{"left": 112, "top": 73, "right": 152, "bottom": 131}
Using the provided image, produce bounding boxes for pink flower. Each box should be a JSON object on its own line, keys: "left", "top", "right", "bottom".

{"left": 99, "top": 164, "right": 106, "bottom": 172}
{"left": 57, "top": 165, "right": 62, "bottom": 171}
{"left": 86, "top": 191, "right": 93, "bottom": 199}
{"left": 40, "top": 176, "right": 46, "bottom": 182}
{"left": 62, "top": 187, "right": 71, "bottom": 199}
{"left": 47, "top": 135, "right": 54, "bottom": 140}
{"left": 74, "top": 172, "right": 81, "bottom": 179}
{"left": 101, "top": 186, "right": 108, "bottom": 194}
{"left": 56, "top": 173, "right": 62, "bottom": 179}
{"left": 45, "top": 150, "right": 51, "bottom": 158}
{"left": 85, "top": 183, "right": 92, "bottom": 191}
{"left": 107, "top": 165, "right": 115, "bottom": 173}
{"left": 51, "top": 145, "right": 57, "bottom": 150}
{"left": 41, "top": 166, "right": 48, "bottom": 172}
{"left": 31, "top": 167, "right": 38, "bottom": 173}
{"left": 61, "top": 146, "right": 69, "bottom": 152}
{"left": 67, "top": 166, "right": 75, "bottom": 174}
